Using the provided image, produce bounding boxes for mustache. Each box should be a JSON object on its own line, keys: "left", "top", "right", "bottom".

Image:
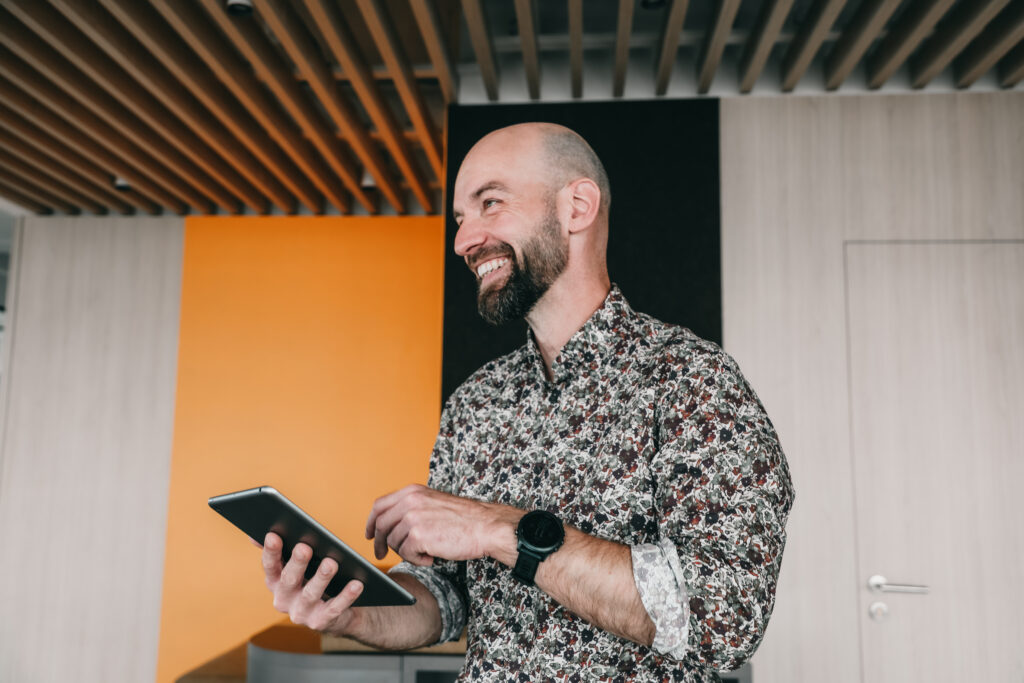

{"left": 467, "top": 244, "right": 515, "bottom": 273}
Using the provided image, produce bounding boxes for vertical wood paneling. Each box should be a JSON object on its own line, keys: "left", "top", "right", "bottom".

{"left": 719, "top": 91, "right": 1024, "bottom": 682}
{"left": 0, "top": 216, "right": 183, "bottom": 682}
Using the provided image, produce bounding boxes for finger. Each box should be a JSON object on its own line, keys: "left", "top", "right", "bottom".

{"left": 279, "top": 542, "right": 313, "bottom": 590}
{"left": 365, "top": 484, "right": 423, "bottom": 539}
{"left": 262, "top": 533, "right": 284, "bottom": 586}
{"left": 299, "top": 557, "right": 338, "bottom": 605}
{"left": 373, "top": 494, "right": 422, "bottom": 559}
{"left": 386, "top": 518, "right": 413, "bottom": 559}
{"left": 318, "top": 580, "right": 364, "bottom": 624}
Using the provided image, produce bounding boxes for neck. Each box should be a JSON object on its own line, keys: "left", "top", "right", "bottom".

{"left": 525, "top": 274, "right": 611, "bottom": 379}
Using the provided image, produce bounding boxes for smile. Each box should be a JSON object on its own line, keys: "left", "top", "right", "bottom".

{"left": 476, "top": 257, "right": 509, "bottom": 279}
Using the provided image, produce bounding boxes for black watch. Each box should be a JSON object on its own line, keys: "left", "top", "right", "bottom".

{"left": 512, "top": 510, "right": 565, "bottom": 586}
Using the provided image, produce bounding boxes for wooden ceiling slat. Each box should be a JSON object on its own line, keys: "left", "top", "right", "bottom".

{"left": 568, "top": 0, "right": 583, "bottom": 98}
{"left": 514, "top": 0, "right": 541, "bottom": 99}
{"left": 0, "top": 167, "right": 80, "bottom": 215}
{"left": 408, "top": 0, "right": 458, "bottom": 104}
{"left": 825, "top": 0, "right": 903, "bottom": 89}
{"left": 462, "top": 0, "right": 500, "bottom": 101}
{"left": 0, "top": 49, "right": 202, "bottom": 213}
{"left": 355, "top": 0, "right": 443, "bottom": 179}
{"left": 910, "top": 0, "right": 1012, "bottom": 87}
{"left": 149, "top": 0, "right": 348, "bottom": 214}
{"left": 17, "top": 0, "right": 264, "bottom": 214}
{"left": 697, "top": 0, "right": 742, "bottom": 94}
{"left": 303, "top": 0, "right": 433, "bottom": 214}
{"left": 866, "top": 0, "right": 957, "bottom": 88}
{"left": 954, "top": 2, "right": 1024, "bottom": 87}
{"left": 0, "top": 177, "right": 52, "bottom": 214}
{"left": 0, "top": 123, "right": 136, "bottom": 214}
{"left": 0, "top": 98, "right": 161, "bottom": 214}
{"left": 0, "top": 5, "right": 238, "bottom": 213}
{"left": 0, "top": 148, "right": 108, "bottom": 215}
{"left": 738, "top": 0, "right": 795, "bottom": 93}
{"left": 200, "top": 0, "right": 373, "bottom": 214}
{"left": 613, "top": 0, "right": 635, "bottom": 97}
{"left": 781, "top": 0, "right": 847, "bottom": 91}
{"left": 93, "top": 0, "right": 329, "bottom": 214}
{"left": 250, "top": 0, "right": 399, "bottom": 211}
{"left": 42, "top": 0, "right": 293, "bottom": 215}
{"left": 655, "top": 0, "right": 690, "bottom": 96}
{"left": 254, "top": 0, "right": 404, "bottom": 213}
{"left": 999, "top": 41, "right": 1024, "bottom": 86}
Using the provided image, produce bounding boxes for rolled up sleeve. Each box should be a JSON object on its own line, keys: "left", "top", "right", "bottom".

{"left": 389, "top": 561, "right": 467, "bottom": 643}
{"left": 387, "top": 392, "right": 470, "bottom": 645}
{"left": 649, "top": 345, "right": 795, "bottom": 670}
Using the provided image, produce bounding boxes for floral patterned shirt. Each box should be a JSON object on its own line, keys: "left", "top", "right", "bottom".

{"left": 393, "top": 286, "right": 794, "bottom": 681}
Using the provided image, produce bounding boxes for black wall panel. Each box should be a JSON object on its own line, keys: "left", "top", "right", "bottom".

{"left": 442, "top": 100, "right": 721, "bottom": 402}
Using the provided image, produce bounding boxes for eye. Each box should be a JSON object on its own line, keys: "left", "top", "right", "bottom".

{"left": 483, "top": 198, "right": 500, "bottom": 209}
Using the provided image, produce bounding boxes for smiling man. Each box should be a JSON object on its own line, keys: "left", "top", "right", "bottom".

{"left": 260, "top": 123, "right": 794, "bottom": 682}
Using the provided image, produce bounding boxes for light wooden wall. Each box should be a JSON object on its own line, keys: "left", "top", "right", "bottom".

{"left": 719, "top": 91, "right": 1024, "bottom": 682}
{"left": 0, "top": 216, "right": 184, "bottom": 682}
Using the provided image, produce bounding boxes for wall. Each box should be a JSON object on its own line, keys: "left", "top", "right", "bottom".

{"left": 719, "top": 91, "right": 1024, "bottom": 682}
{"left": 0, "top": 214, "right": 445, "bottom": 683}
{"left": 0, "top": 216, "right": 184, "bottom": 682}
{"left": 157, "top": 216, "right": 445, "bottom": 682}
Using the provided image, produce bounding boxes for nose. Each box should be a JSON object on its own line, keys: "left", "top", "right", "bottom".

{"left": 453, "top": 215, "right": 486, "bottom": 258}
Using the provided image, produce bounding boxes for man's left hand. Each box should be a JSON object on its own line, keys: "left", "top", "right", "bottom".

{"left": 365, "top": 484, "right": 522, "bottom": 565}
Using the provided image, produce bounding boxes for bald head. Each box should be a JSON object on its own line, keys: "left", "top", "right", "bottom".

{"left": 463, "top": 123, "right": 611, "bottom": 218}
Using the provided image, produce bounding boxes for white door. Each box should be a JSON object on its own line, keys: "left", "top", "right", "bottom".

{"left": 846, "top": 241, "right": 1024, "bottom": 682}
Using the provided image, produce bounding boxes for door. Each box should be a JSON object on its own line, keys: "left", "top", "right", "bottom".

{"left": 846, "top": 241, "right": 1024, "bottom": 682}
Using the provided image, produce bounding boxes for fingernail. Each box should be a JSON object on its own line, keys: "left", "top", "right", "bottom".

{"left": 351, "top": 582, "right": 363, "bottom": 595}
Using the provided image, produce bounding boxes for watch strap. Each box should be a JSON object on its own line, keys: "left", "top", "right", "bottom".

{"left": 512, "top": 548, "right": 542, "bottom": 586}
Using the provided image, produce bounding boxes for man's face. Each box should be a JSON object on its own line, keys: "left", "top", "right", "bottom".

{"left": 474, "top": 197, "right": 567, "bottom": 325}
{"left": 452, "top": 133, "right": 569, "bottom": 325}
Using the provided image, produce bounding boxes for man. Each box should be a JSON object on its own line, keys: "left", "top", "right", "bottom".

{"left": 261, "top": 123, "right": 794, "bottom": 681}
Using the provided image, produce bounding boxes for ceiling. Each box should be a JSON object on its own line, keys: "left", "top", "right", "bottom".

{"left": 0, "top": 0, "right": 1020, "bottom": 218}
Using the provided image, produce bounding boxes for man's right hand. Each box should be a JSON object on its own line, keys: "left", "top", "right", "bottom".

{"left": 261, "top": 532, "right": 365, "bottom": 635}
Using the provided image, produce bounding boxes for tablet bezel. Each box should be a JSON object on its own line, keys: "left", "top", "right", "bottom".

{"left": 208, "top": 486, "right": 416, "bottom": 607}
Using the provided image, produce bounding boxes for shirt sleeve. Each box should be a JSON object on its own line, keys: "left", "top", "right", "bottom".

{"left": 631, "top": 538, "right": 690, "bottom": 659}
{"left": 388, "top": 392, "right": 469, "bottom": 645}
{"left": 648, "top": 342, "right": 795, "bottom": 671}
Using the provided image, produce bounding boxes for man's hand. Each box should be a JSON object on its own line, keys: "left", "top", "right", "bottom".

{"left": 365, "top": 484, "right": 522, "bottom": 565}
{"left": 261, "top": 532, "right": 365, "bottom": 635}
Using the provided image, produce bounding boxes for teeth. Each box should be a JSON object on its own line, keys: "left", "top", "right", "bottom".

{"left": 476, "top": 257, "right": 508, "bottom": 278}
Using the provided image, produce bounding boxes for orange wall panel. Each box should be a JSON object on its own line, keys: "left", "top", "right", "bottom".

{"left": 158, "top": 216, "right": 445, "bottom": 682}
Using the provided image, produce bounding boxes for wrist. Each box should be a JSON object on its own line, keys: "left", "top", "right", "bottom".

{"left": 482, "top": 503, "right": 524, "bottom": 566}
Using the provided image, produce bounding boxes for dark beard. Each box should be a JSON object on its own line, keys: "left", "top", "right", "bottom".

{"left": 477, "top": 209, "right": 568, "bottom": 326}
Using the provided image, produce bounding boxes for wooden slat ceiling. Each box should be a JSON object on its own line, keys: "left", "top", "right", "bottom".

{"left": 0, "top": 0, "right": 1020, "bottom": 217}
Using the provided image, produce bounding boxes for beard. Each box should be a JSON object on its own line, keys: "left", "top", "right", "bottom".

{"left": 476, "top": 207, "right": 568, "bottom": 326}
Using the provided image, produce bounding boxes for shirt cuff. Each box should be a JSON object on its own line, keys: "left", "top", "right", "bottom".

{"left": 388, "top": 561, "right": 467, "bottom": 644}
{"left": 631, "top": 538, "right": 690, "bottom": 659}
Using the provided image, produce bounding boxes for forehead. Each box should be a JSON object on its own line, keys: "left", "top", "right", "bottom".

{"left": 453, "top": 131, "right": 545, "bottom": 201}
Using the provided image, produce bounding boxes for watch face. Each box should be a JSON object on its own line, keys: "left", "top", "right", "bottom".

{"left": 521, "top": 511, "right": 564, "bottom": 549}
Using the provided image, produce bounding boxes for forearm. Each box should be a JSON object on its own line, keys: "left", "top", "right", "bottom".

{"left": 339, "top": 573, "right": 443, "bottom": 650}
{"left": 486, "top": 509, "right": 656, "bottom": 647}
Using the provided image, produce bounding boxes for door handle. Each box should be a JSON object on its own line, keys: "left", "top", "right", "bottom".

{"left": 868, "top": 574, "right": 929, "bottom": 594}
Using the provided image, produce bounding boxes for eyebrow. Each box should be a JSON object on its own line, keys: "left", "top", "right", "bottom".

{"left": 470, "top": 181, "right": 510, "bottom": 200}
{"left": 453, "top": 181, "right": 510, "bottom": 219}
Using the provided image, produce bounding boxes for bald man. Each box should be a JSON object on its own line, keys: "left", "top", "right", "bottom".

{"left": 261, "top": 123, "right": 794, "bottom": 682}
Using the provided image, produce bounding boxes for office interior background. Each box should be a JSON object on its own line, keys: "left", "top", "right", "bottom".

{"left": 0, "top": 0, "right": 1021, "bottom": 681}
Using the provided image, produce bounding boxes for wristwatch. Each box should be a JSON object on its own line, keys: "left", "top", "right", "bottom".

{"left": 512, "top": 510, "right": 565, "bottom": 586}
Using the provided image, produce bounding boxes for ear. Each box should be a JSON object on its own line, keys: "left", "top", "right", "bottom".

{"left": 564, "top": 178, "right": 601, "bottom": 234}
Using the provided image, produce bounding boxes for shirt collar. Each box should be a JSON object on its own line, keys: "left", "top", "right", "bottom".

{"left": 524, "top": 284, "right": 642, "bottom": 385}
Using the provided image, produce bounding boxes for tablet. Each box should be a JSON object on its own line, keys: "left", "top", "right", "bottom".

{"left": 209, "top": 486, "right": 416, "bottom": 608}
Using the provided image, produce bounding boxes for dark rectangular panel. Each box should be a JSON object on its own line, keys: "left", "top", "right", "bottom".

{"left": 442, "top": 100, "right": 721, "bottom": 401}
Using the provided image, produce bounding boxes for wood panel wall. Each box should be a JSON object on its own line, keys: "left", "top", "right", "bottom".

{"left": 0, "top": 216, "right": 184, "bottom": 682}
{"left": 719, "top": 91, "right": 1024, "bottom": 682}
